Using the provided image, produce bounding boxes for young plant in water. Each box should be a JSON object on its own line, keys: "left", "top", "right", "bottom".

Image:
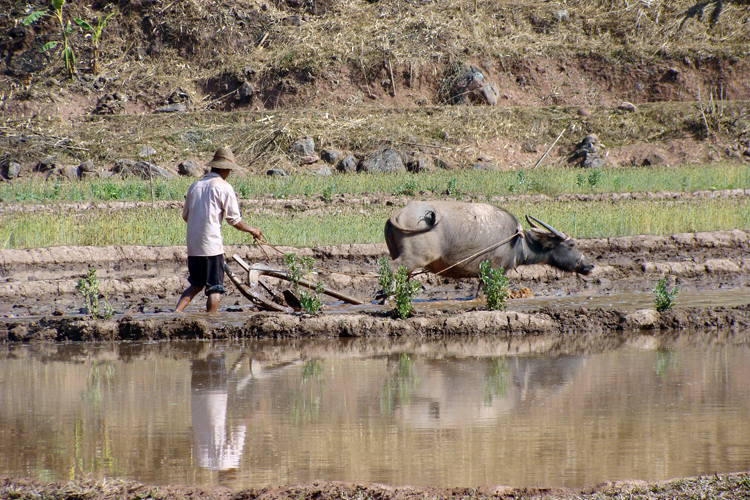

{"left": 76, "top": 266, "right": 114, "bottom": 319}
{"left": 376, "top": 256, "right": 395, "bottom": 297}
{"left": 478, "top": 260, "right": 510, "bottom": 310}
{"left": 393, "top": 266, "right": 420, "bottom": 319}
{"left": 653, "top": 277, "right": 679, "bottom": 312}
{"left": 283, "top": 253, "right": 324, "bottom": 314}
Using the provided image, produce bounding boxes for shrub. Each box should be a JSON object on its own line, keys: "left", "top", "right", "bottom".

{"left": 75, "top": 266, "right": 114, "bottom": 319}
{"left": 478, "top": 260, "right": 510, "bottom": 310}
{"left": 653, "top": 277, "right": 679, "bottom": 312}
{"left": 377, "top": 256, "right": 395, "bottom": 297}
{"left": 393, "top": 266, "right": 420, "bottom": 319}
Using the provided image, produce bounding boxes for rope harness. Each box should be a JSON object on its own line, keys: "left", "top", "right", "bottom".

{"left": 412, "top": 229, "right": 524, "bottom": 277}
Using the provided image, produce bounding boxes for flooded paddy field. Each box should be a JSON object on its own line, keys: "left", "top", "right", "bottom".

{"left": 1, "top": 339, "right": 750, "bottom": 491}
{"left": 2, "top": 230, "right": 750, "bottom": 500}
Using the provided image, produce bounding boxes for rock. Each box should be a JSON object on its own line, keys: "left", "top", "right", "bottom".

{"left": 177, "top": 160, "right": 203, "bottom": 177}
{"left": 451, "top": 65, "right": 485, "bottom": 104}
{"left": 93, "top": 92, "right": 126, "bottom": 114}
{"left": 641, "top": 152, "right": 666, "bottom": 166}
{"left": 78, "top": 160, "right": 96, "bottom": 172}
{"left": 471, "top": 162, "right": 498, "bottom": 171}
{"left": 434, "top": 157, "right": 455, "bottom": 170}
{"left": 92, "top": 76, "right": 107, "bottom": 91}
{"left": 267, "top": 168, "right": 287, "bottom": 176}
{"left": 625, "top": 309, "right": 659, "bottom": 330}
{"left": 154, "top": 102, "right": 186, "bottom": 113}
{"left": 618, "top": 101, "right": 638, "bottom": 112}
{"left": 34, "top": 156, "right": 59, "bottom": 173}
{"left": 321, "top": 149, "right": 343, "bottom": 165}
{"left": 743, "top": 148, "right": 750, "bottom": 159}
{"left": 1, "top": 161, "right": 22, "bottom": 180}
{"left": 577, "top": 107, "right": 592, "bottom": 117}
{"left": 570, "top": 134, "right": 607, "bottom": 168}
{"left": 479, "top": 81, "right": 500, "bottom": 106}
{"left": 237, "top": 81, "right": 254, "bottom": 100}
{"left": 112, "top": 159, "right": 175, "bottom": 179}
{"left": 357, "top": 147, "right": 406, "bottom": 173}
{"left": 310, "top": 165, "right": 331, "bottom": 176}
{"left": 290, "top": 137, "right": 315, "bottom": 157}
{"left": 167, "top": 88, "right": 190, "bottom": 104}
{"left": 138, "top": 146, "right": 157, "bottom": 158}
{"left": 439, "top": 130, "right": 450, "bottom": 140}
{"left": 337, "top": 155, "right": 358, "bottom": 173}
{"left": 46, "top": 165, "right": 80, "bottom": 181}
{"left": 281, "top": 15, "right": 303, "bottom": 26}
{"left": 406, "top": 155, "right": 435, "bottom": 173}
{"left": 521, "top": 140, "right": 538, "bottom": 153}
{"left": 299, "top": 155, "right": 320, "bottom": 165}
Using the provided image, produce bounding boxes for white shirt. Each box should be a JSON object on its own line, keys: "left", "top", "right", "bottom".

{"left": 183, "top": 173, "right": 242, "bottom": 256}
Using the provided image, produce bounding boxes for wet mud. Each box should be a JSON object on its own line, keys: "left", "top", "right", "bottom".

{"left": 1, "top": 229, "right": 749, "bottom": 353}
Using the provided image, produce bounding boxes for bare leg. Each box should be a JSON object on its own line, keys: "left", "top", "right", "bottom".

{"left": 175, "top": 285, "right": 202, "bottom": 312}
{"left": 206, "top": 293, "right": 221, "bottom": 314}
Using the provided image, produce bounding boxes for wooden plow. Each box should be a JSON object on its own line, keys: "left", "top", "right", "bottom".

{"left": 224, "top": 254, "right": 364, "bottom": 313}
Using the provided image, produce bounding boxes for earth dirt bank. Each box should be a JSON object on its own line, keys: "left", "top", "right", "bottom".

{"left": 2, "top": 473, "right": 750, "bottom": 500}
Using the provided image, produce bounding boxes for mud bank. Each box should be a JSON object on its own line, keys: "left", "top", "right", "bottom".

{"left": 2, "top": 305, "right": 750, "bottom": 354}
{"left": 2, "top": 473, "right": 750, "bottom": 500}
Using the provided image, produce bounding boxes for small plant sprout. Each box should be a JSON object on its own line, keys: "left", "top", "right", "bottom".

{"left": 74, "top": 12, "right": 115, "bottom": 74}
{"left": 478, "top": 260, "right": 510, "bottom": 310}
{"left": 393, "top": 265, "right": 420, "bottom": 319}
{"left": 23, "top": 0, "right": 76, "bottom": 77}
{"left": 376, "top": 256, "right": 395, "bottom": 298}
{"left": 75, "top": 266, "right": 114, "bottom": 319}
{"left": 653, "top": 277, "right": 679, "bottom": 312}
{"left": 283, "top": 253, "right": 324, "bottom": 314}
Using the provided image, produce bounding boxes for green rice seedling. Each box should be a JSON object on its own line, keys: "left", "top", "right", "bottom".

{"left": 478, "top": 260, "right": 510, "bottom": 310}
{"left": 76, "top": 267, "right": 114, "bottom": 319}
{"left": 377, "top": 256, "right": 395, "bottom": 297}
{"left": 653, "top": 278, "right": 679, "bottom": 312}
{"left": 282, "top": 253, "right": 323, "bottom": 314}
{"left": 393, "top": 266, "right": 420, "bottom": 319}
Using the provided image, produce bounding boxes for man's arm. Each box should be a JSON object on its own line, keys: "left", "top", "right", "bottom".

{"left": 231, "top": 220, "right": 262, "bottom": 240}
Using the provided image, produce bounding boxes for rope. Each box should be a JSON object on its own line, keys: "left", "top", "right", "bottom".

{"left": 412, "top": 230, "right": 523, "bottom": 277}
{"left": 253, "top": 235, "right": 378, "bottom": 278}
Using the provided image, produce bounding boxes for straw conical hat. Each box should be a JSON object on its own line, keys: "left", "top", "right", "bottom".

{"left": 205, "top": 147, "right": 241, "bottom": 170}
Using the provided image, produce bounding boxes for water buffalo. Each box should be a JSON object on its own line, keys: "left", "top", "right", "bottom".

{"left": 384, "top": 200, "right": 594, "bottom": 278}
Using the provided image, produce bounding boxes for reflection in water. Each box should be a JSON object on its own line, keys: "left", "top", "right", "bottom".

{"left": 1, "top": 339, "right": 750, "bottom": 489}
{"left": 191, "top": 353, "right": 246, "bottom": 471}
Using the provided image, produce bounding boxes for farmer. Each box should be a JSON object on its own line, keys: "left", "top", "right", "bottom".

{"left": 175, "top": 146, "right": 262, "bottom": 313}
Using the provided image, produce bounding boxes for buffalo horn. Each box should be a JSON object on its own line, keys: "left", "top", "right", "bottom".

{"left": 526, "top": 215, "right": 570, "bottom": 241}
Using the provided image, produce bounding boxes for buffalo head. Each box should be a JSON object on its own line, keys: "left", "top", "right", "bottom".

{"left": 525, "top": 215, "right": 594, "bottom": 275}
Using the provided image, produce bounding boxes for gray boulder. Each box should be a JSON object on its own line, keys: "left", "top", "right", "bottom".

{"left": 177, "top": 160, "right": 203, "bottom": 177}
{"left": 267, "top": 169, "right": 287, "bottom": 176}
{"left": 1, "top": 161, "right": 22, "bottom": 180}
{"left": 321, "top": 149, "right": 344, "bottom": 165}
{"left": 34, "top": 156, "right": 59, "bottom": 173}
{"left": 357, "top": 148, "right": 406, "bottom": 174}
{"left": 337, "top": 155, "right": 358, "bottom": 173}
{"left": 112, "top": 159, "right": 176, "bottom": 179}
{"left": 290, "top": 137, "right": 315, "bottom": 157}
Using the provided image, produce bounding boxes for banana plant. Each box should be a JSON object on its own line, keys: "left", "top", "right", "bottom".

{"left": 73, "top": 12, "right": 115, "bottom": 74}
{"left": 22, "top": 0, "right": 76, "bottom": 77}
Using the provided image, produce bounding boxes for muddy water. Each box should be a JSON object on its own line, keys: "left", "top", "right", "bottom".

{"left": 1, "top": 340, "right": 749, "bottom": 490}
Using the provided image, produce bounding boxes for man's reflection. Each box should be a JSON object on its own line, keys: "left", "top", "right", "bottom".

{"left": 190, "top": 353, "right": 246, "bottom": 471}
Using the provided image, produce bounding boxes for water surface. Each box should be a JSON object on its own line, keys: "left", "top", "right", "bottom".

{"left": 1, "top": 339, "right": 749, "bottom": 489}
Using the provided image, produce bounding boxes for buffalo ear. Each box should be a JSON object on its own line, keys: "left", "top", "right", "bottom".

{"left": 528, "top": 228, "right": 558, "bottom": 249}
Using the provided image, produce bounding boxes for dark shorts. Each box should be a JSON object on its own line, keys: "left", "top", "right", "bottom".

{"left": 187, "top": 255, "right": 226, "bottom": 295}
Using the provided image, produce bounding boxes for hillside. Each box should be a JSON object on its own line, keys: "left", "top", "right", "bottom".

{"left": 1, "top": 0, "right": 749, "bottom": 176}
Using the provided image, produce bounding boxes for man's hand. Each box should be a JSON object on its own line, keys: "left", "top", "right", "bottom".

{"left": 231, "top": 220, "right": 263, "bottom": 240}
